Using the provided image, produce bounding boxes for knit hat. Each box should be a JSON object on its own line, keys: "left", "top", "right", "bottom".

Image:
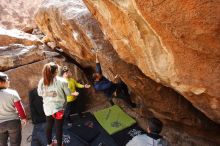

{"left": 61, "top": 66, "right": 69, "bottom": 76}
{"left": 0, "top": 72, "right": 8, "bottom": 82}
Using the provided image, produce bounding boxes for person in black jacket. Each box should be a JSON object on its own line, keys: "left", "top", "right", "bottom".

{"left": 92, "top": 53, "right": 136, "bottom": 108}
{"left": 29, "top": 88, "right": 47, "bottom": 146}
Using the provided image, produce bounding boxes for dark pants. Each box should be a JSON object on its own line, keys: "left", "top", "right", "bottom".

{"left": 116, "top": 81, "right": 135, "bottom": 106}
{"left": 46, "top": 116, "right": 64, "bottom": 146}
{"left": 64, "top": 88, "right": 87, "bottom": 123}
{"left": 107, "top": 81, "right": 136, "bottom": 107}
{"left": 0, "top": 119, "right": 21, "bottom": 146}
{"left": 31, "top": 123, "right": 47, "bottom": 146}
{"left": 65, "top": 101, "right": 78, "bottom": 122}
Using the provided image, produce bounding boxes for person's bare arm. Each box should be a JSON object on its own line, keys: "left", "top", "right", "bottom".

{"left": 96, "top": 53, "right": 99, "bottom": 63}
{"left": 72, "top": 91, "right": 79, "bottom": 96}
{"left": 95, "top": 52, "right": 102, "bottom": 74}
{"left": 84, "top": 84, "right": 91, "bottom": 88}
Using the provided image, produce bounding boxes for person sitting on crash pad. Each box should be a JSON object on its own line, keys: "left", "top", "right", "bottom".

{"left": 92, "top": 53, "right": 136, "bottom": 108}
{"left": 126, "top": 117, "right": 169, "bottom": 146}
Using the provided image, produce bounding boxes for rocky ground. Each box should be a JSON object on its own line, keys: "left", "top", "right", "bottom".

{"left": 21, "top": 121, "right": 33, "bottom": 146}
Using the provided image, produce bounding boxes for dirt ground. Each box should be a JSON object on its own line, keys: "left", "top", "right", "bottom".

{"left": 21, "top": 120, "right": 33, "bottom": 146}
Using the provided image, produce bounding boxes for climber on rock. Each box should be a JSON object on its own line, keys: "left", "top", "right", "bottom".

{"left": 92, "top": 52, "right": 137, "bottom": 108}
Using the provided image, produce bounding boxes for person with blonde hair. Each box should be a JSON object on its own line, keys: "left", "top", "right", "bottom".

{"left": 38, "top": 62, "right": 71, "bottom": 146}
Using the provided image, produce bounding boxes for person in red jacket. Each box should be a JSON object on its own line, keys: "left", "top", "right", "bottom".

{"left": 0, "top": 72, "right": 27, "bottom": 146}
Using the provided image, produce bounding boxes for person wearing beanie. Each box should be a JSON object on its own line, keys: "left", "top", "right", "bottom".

{"left": 0, "top": 72, "right": 27, "bottom": 146}
{"left": 126, "top": 117, "right": 169, "bottom": 146}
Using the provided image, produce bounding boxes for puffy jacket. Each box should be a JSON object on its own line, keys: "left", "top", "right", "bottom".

{"left": 126, "top": 134, "right": 169, "bottom": 146}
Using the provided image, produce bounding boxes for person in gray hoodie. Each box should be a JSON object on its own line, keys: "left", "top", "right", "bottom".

{"left": 126, "top": 117, "right": 169, "bottom": 146}
{"left": 38, "top": 62, "right": 71, "bottom": 146}
{"left": 0, "top": 72, "right": 27, "bottom": 146}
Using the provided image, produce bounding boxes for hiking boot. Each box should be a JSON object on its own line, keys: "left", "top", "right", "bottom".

{"left": 67, "top": 122, "right": 72, "bottom": 127}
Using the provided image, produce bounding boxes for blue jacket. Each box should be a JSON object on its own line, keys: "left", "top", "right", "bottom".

{"left": 94, "top": 63, "right": 116, "bottom": 97}
{"left": 94, "top": 76, "right": 112, "bottom": 91}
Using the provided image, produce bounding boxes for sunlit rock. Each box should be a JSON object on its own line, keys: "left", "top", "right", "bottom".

{"left": 83, "top": 0, "right": 220, "bottom": 123}
{"left": 0, "top": 28, "right": 44, "bottom": 70}
{"left": 35, "top": 0, "right": 220, "bottom": 145}
{"left": 0, "top": 0, "right": 44, "bottom": 30}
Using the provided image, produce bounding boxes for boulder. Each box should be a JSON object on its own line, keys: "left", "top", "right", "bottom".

{"left": 35, "top": 0, "right": 94, "bottom": 63}
{"left": 83, "top": 0, "right": 220, "bottom": 123}
{"left": 35, "top": 0, "right": 220, "bottom": 145}
{"left": 0, "top": 0, "right": 44, "bottom": 30}
{"left": 0, "top": 27, "right": 42, "bottom": 46}
{"left": 0, "top": 28, "right": 44, "bottom": 71}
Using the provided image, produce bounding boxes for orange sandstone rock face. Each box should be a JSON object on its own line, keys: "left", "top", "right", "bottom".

{"left": 35, "top": 1, "right": 220, "bottom": 145}
{"left": 35, "top": 0, "right": 95, "bottom": 63}
{"left": 83, "top": 0, "right": 220, "bottom": 123}
{"left": 0, "top": 0, "right": 44, "bottom": 30}
{"left": 35, "top": 0, "right": 199, "bottom": 125}
{"left": 0, "top": 28, "right": 42, "bottom": 46}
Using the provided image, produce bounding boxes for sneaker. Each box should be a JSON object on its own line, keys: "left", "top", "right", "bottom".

{"left": 67, "top": 122, "right": 72, "bottom": 127}
{"left": 79, "top": 113, "right": 86, "bottom": 118}
{"left": 52, "top": 139, "right": 57, "bottom": 146}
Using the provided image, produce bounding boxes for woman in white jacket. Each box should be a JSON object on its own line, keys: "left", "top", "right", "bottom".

{"left": 38, "top": 62, "right": 71, "bottom": 146}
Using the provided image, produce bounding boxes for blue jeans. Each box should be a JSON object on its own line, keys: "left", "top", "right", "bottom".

{"left": 0, "top": 119, "right": 21, "bottom": 146}
{"left": 31, "top": 123, "right": 47, "bottom": 146}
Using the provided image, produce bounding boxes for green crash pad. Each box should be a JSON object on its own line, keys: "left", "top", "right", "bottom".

{"left": 94, "top": 105, "right": 136, "bottom": 135}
